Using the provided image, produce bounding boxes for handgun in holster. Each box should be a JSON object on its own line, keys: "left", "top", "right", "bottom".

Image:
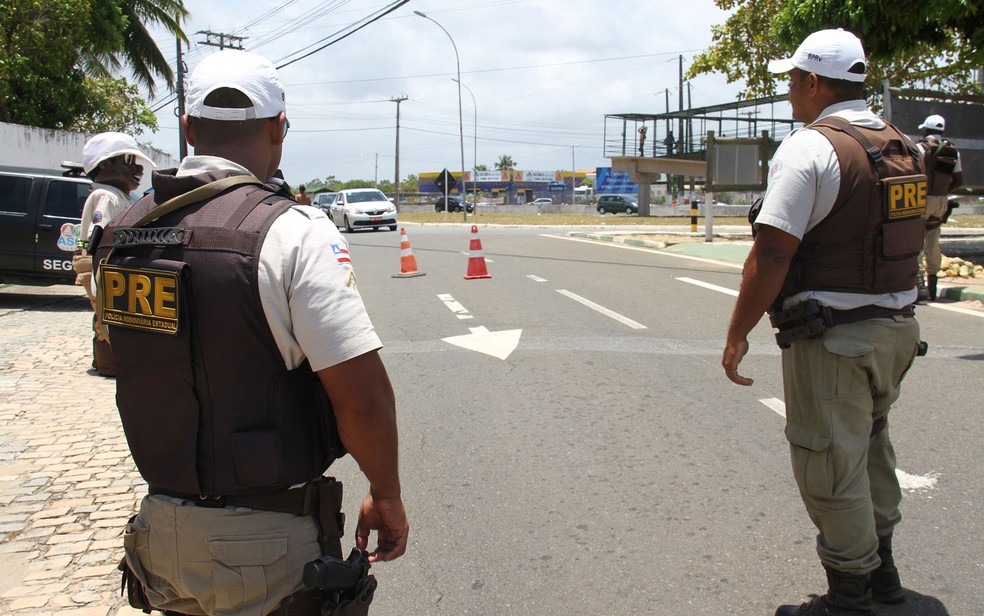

{"left": 769, "top": 299, "right": 826, "bottom": 349}
{"left": 303, "top": 479, "right": 377, "bottom": 615}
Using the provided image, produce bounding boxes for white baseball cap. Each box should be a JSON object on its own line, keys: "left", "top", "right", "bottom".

{"left": 768, "top": 28, "right": 867, "bottom": 83}
{"left": 918, "top": 114, "right": 945, "bottom": 131}
{"left": 185, "top": 50, "right": 286, "bottom": 121}
{"left": 82, "top": 132, "right": 157, "bottom": 174}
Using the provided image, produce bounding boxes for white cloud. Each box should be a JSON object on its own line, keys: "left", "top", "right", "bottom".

{"left": 143, "top": 0, "right": 751, "bottom": 185}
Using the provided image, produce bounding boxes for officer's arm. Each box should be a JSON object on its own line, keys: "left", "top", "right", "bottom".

{"left": 722, "top": 225, "right": 800, "bottom": 386}
{"left": 316, "top": 350, "right": 408, "bottom": 561}
{"left": 950, "top": 171, "right": 963, "bottom": 192}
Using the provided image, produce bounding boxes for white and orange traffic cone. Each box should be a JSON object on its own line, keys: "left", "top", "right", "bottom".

{"left": 393, "top": 228, "right": 426, "bottom": 278}
{"left": 464, "top": 225, "right": 492, "bottom": 280}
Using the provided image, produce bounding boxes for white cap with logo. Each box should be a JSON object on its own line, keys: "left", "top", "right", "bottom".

{"left": 768, "top": 28, "right": 867, "bottom": 83}
{"left": 82, "top": 132, "right": 157, "bottom": 175}
{"left": 185, "top": 50, "right": 286, "bottom": 121}
{"left": 918, "top": 114, "right": 945, "bottom": 131}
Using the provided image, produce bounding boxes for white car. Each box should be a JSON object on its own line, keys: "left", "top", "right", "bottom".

{"left": 330, "top": 188, "right": 397, "bottom": 232}
{"left": 311, "top": 192, "right": 336, "bottom": 212}
{"left": 530, "top": 198, "right": 553, "bottom": 206}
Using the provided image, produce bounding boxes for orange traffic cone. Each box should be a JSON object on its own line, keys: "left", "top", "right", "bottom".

{"left": 464, "top": 225, "right": 492, "bottom": 280}
{"left": 393, "top": 228, "right": 426, "bottom": 278}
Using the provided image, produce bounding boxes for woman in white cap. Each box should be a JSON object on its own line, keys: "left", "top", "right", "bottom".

{"left": 72, "top": 131, "right": 155, "bottom": 377}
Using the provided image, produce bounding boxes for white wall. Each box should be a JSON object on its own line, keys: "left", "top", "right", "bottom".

{"left": 0, "top": 121, "right": 177, "bottom": 194}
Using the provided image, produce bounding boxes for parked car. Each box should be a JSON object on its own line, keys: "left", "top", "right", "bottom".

{"left": 0, "top": 164, "right": 92, "bottom": 285}
{"left": 311, "top": 192, "right": 336, "bottom": 212}
{"left": 434, "top": 196, "right": 474, "bottom": 213}
{"left": 596, "top": 195, "right": 638, "bottom": 215}
{"left": 530, "top": 198, "right": 553, "bottom": 206}
{"left": 330, "top": 188, "right": 397, "bottom": 232}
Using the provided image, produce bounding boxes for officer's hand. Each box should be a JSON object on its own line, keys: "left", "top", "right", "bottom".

{"left": 722, "top": 337, "right": 753, "bottom": 386}
{"left": 355, "top": 492, "right": 409, "bottom": 563}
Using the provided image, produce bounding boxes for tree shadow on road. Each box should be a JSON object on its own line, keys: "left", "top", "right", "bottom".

{"left": 0, "top": 288, "right": 89, "bottom": 313}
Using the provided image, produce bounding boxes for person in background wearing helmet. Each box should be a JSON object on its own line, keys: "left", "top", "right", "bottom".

{"left": 722, "top": 28, "right": 924, "bottom": 615}
{"left": 916, "top": 114, "right": 963, "bottom": 301}
{"left": 72, "top": 132, "right": 156, "bottom": 377}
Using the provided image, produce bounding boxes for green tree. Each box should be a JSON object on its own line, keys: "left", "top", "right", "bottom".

{"left": 0, "top": 0, "right": 185, "bottom": 131}
{"left": 474, "top": 164, "right": 488, "bottom": 171}
{"left": 403, "top": 174, "right": 419, "bottom": 193}
{"left": 689, "top": 0, "right": 983, "bottom": 97}
{"left": 494, "top": 155, "right": 516, "bottom": 171}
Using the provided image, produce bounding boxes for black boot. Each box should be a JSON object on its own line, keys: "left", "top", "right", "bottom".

{"left": 871, "top": 534, "right": 904, "bottom": 604}
{"left": 775, "top": 566, "right": 873, "bottom": 615}
{"left": 927, "top": 275, "right": 938, "bottom": 301}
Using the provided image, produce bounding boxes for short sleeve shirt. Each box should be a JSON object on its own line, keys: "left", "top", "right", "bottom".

{"left": 176, "top": 157, "right": 382, "bottom": 372}
{"left": 79, "top": 183, "right": 132, "bottom": 246}
{"left": 757, "top": 100, "right": 916, "bottom": 310}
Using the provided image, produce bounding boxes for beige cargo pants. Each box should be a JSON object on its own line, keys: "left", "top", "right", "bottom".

{"left": 781, "top": 315, "right": 920, "bottom": 574}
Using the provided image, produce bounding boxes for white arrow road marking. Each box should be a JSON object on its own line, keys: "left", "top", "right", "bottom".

{"left": 556, "top": 289, "right": 647, "bottom": 329}
{"left": 759, "top": 398, "right": 939, "bottom": 492}
{"left": 442, "top": 326, "right": 522, "bottom": 360}
{"left": 676, "top": 276, "right": 739, "bottom": 297}
{"left": 527, "top": 275, "right": 547, "bottom": 282}
{"left": 438, "top": 293, "right": 474, "bottom": 320}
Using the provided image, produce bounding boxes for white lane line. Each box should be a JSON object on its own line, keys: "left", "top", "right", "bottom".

{"left": 556, "top": 289, "right": 647, "bottom": 329}
{"left": 527, "top": 275, "right": 547, "bottom": 282}
{"left": 922, "top": 301, "right": 984, "bottom": 319}
{"left": 676, "top": 276, "right": 739, "bottom": 297}
{"left": 759, "top": 398, "right": 939, "bottom": 492}
{"left": 544, "top": 234, "right": 744, "bottom": 269}
{"left": 760, "top": 397, "right": 786, "bottom": 417}
{"left": 438, "top": 293, "right": 474, "bottom": 320}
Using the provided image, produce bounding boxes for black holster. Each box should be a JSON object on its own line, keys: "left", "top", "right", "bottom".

{"left": 769, "top": 299, "right": 826, "bottom": 349}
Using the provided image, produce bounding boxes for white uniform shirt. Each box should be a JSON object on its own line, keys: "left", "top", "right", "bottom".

{"left": 79, "top": 182, "right": 132, "bottom": 247}
{"left": 756, "top": 100, "right": 917, "bottom": 310}
{"left": 176, "top": 156, "right": 382, "bottom": 371}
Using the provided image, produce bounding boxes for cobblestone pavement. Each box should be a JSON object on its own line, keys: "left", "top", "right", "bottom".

{"left": 0, "top": 284, "right": 142, "bottom": 615}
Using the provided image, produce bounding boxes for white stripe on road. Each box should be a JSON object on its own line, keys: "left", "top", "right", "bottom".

{"left": 760, "top": 397, "right": 786, "bottom": 417}
{"left": 676, "top": 276, "right": 739, "bottom": 297}
{"left": 527, "top": 275, "right": 547, "bottom": 282}
{"left": 922, "top": 301, "right": 984, "bottom": 319}
{"left": 438, "top": 293, "right": 474, "bottom": 320}
{"left": 759, "top": 398, "right": 939, "bottom": 492}
{"left": 556, "top": 289, "right": 647, "bottom": 329}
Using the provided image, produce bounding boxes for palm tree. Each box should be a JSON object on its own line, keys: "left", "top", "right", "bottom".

{"left": 494, "top": 154, "right": 516, "bottom": 171}
{"left": 83, "top": 0, "right": 190, "bottom": 98}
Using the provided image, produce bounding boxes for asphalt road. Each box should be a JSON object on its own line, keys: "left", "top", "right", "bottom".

{"left": 328, "top": 225, "right": 984, "bottom": 615}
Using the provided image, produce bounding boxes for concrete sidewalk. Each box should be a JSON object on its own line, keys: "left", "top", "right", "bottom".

{"left": 0, "top": 285, "right": 141, "bottom": 615}
{"left": 570, "top": 228, "right": 984, "bottom": 304}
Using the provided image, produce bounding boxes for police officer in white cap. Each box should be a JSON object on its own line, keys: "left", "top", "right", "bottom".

{"left": 916, "top": 114, "right": 963, "bottom": 300}
{"left": 722, "top": 29, "right": 924, "bottom": 615}
{"left": 72, "top": 132, "right": 155, "bottom": 376}
{"left": 95, "top": 50, "right": 408, "bottom": 615}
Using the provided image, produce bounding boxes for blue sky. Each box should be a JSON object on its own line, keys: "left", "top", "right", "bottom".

{"left": 141, "top": 0, "right": 767, "bottom": 185}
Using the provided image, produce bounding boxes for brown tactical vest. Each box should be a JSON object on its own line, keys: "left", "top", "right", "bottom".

{"left": 781, "top": 116, "right": 927, "bottom": 297}
{"left": 94, "top": 170, "right": 344, "bottom": 496}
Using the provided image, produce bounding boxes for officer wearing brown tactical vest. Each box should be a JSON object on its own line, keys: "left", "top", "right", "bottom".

{"left": 94, "top": 50, "right": 408, "bottom": 615}
{"left": 916, "top": 114, "right": 963, "bottom": 301}
{"left": 722, "top": 29, "right": 923, "bottom": 616}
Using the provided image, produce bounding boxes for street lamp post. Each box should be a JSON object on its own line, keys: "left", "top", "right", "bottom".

{"left": 571, "top": 145, "right": 577, "bottom": 205}
{"left": 453, "top": 78, "right": 477, "bottom": 213}
{"left": 415, "top": 10, "right": 467, "bottom": 222}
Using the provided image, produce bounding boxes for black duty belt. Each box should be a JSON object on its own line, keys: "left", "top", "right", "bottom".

{"left": 822, "top": 303, "right": 915, "bottom": 327}
{"left": 149, "top": 484, "right": 317, "bottom": 516}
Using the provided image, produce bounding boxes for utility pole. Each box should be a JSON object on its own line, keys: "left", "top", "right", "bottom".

{"left": 391, "top": 96, "right": 408, "bottom": 210}
{"left": 176, "top": 37, "right": 187, "bottom": 159}
{"left": 197, "top": 31, "right": 246, "bottom": 50}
